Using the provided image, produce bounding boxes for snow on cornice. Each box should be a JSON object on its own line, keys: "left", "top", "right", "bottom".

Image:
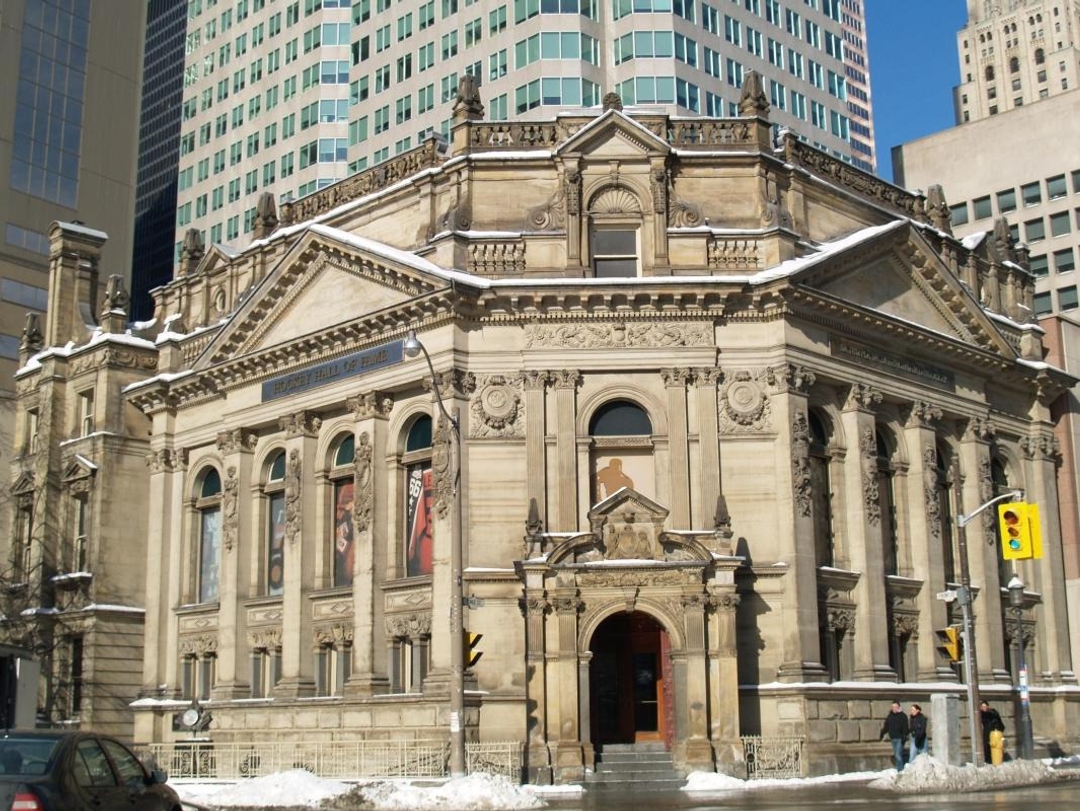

{"left": 123, "top": 369, "right": 194, "bottom": 394}
{"left": 74, "top": 454, "right": 97, "bottom": 470}
{"left": 55, "top": 221, "right": 108, "bottom": 240}
{"left": 16, "top": 328, "right": 157, "bottom": 378}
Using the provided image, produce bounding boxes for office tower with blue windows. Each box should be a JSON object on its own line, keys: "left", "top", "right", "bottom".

{"left": 175, "top": 0, "right": 874, "bottom": 267}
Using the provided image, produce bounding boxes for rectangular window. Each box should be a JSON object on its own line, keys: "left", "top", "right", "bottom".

{"left": 1051, "top": 211, "right": 1071, "bottom": 237}
{"left": 1054, "top": 248, "right": 1075, "bottom": 273}
{"left": 972, "top": 196, "right": 992, "bottom": 220}
{"left": 996, "top": 188, "right": 1016, "bottom": 213}
{"left": 950, "top": 203, "right": 969, "bottom": 226}
{"left": 591, "top": 228, "right": 638, "bottom": 278}
{"left": 1022, "top": 182, "right": 1042, "bottom": 206}
{"left": 79, "top": 389, "right": 94, "bottom": 436}
{"left": 1034, "top": 290, "right": 1052, "bottom": 315}
{"left": 1060, "top": 285, "right": 1079, "bottom": 310}
{"left": 1047, "top": 174, "right": 1067, "bottom": 199}
{"left": 1029, "top": 254, "right": 1049, "bottom": 277}
{"left": 1025, "top": 217, "right": 1046, "bottom": 242}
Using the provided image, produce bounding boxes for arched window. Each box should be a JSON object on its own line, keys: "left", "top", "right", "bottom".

{"left": 265, "top": 451, "right": 286, "bottom": 597}
{"left": 809, "top": 410, "right": 834, "bottom": 568}
{"left": 330, "top": 433, "right": 356, "bottom": 588}
{"left": 1035, "top": 47, "right": 1045, "bottom": 64}
{"left": 589, "top": 399, "right": 653, "bottom": 502}
{"left": 986, "top": 65, "right": 995, "bottom": 81}
{"left": 196, "top": 467, "right": 222, "bottom": 604}
{"left": 403, "top": 416, "right": 433, "bottom": 578}
{"left": 1010, "top": 56, "right": 1020, "bottom": 73}
{"left": 588, "top": 187, "right": 642, "bottom": 278}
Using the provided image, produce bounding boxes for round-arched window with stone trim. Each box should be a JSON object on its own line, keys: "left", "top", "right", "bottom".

{"left": 589, "top": 399, "right": 654, "bottom": 503}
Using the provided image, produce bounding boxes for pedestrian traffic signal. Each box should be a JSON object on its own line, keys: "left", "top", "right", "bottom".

{"left": 998, "top": 502, "right": 1042, "bottom": 560}
{"left": 464, "top": 631, "right": 483, "bottom": 668}
{"left": 936, "top": 627, "right": 961, "bottom": 663}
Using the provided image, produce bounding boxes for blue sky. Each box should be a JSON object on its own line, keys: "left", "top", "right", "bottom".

{"left": 866, "top": 0, "right": 968, "bottom": 182}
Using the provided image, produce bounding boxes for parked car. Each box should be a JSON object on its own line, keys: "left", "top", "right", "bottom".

{"left": 0, "top": 731, "right": 181, "bottom": 811}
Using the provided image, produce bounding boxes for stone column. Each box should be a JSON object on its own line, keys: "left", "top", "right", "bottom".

{"left": 662, "top": 369, "right": 692, "bottom": 528}
{"left": 773, "top": 364, "right": 827, "bottom": 681}
{"left": 523, "top": 372, "right": 550, "bottom": 524}
{"left": 521, "top": 583, "right": 551, "bottom": 783}
{"left": 551, "top": 592, "right": 584, "bottom": 783}
{"left": 694, "top": 369, "right": 722, "bottom": 530}
{"left": 142, "top": 447, "right": 187, "bottom": 702}
{"left": 553, "top": 371, "right": 580, "bottom": 532}
{"left": 212, "top": 428, "right": 257, "bottom": 698}
{"left": 961, "top": 418, "right": 1008, "bottom": 682}
{"left": 346, "top": 392, "right": 392, "bottom": 695}
{"left": 1022, "top": 433, "right": 1076, "bottom": 683}
{"left": 902, "top": 401, "right": 952, "bottom": 681}
{"left": 274, "top": 410, "right": 321, "bottom": 698}
{"left": 707, "top": 590, "right": 742, "bottom": 772}
{"left": 680, "top": 592, "right": 713, "bottom": 771}
{"left": 839, "top": 384, "right": 893, "bottom": 680}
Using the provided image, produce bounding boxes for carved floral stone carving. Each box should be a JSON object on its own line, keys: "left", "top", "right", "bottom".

{"left": 222, "top": 466, "right": 239, "bottom": 551}
{"left": 354, "top": 432, "right": 373, "bottom": 538}
{"left": 285, "top": 449, "right": 302, "bottom": 545}
{"left": 718, "top": 369, "right": 773, "bottom": 433}
{"left": 279, "top": 410, "right": 322, "bottom": 438}
{"left": 346, "top": 391, "right": 393, "bottom": 420}
{"left": 470, "top": 375, "right": 524, "bottom": 438}
{"left": 385, "top": 612, "right": 432, "bottom": 637}
{"left": 923, "top": 443, "right": 942, "bottom": 539}
{"left": 313, "top": 624, "right": 354, "bottom": 646}
{"left": 247, "top": 628, "right": 282, "bottom": 650}
{"left": 216, "top": 428, "right": 258, "bottom": 453}
{"left": 906, "top": 401, "right": 942, "bottom": 429}
{"left": 433, "top": 413, "right": 455, "bottom": 519}
{"left": 145, "top": 448, "right": 187, "bottom": 473}
{"left": 526, "top": 188, "right": 566, "bottom": 230}
{"left": 179, "top": 635, "right": 218, "bottom": 656}
{"left": 791, "top": 412, "right": 812, "bottom": 517}
{"left": 861, "top": 426, "right": 881, "bottom": 526}
{"left": 524, "top": 322, "right": 712, "bottom": 349}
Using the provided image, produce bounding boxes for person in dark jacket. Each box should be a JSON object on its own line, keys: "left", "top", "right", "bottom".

{"left": 880, "top": 700, "right": 910, "bottom": 771}
{"left": 980, "top": 700, "right": 1005, "bottom": 764}
{"left": 909, "top": 704, "right": 929, "bottom": 760}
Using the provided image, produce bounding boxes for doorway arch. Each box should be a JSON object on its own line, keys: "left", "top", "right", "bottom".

{"left": 588, "top": 611, "right": 674, "bottom": 748}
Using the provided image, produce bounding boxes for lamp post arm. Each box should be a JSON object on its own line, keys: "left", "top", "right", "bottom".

{"left": 412, "top": 340, "right": 460, "bottom": 437}
{"left": 957, "top": 490, "right": 1023, "bottom": 529}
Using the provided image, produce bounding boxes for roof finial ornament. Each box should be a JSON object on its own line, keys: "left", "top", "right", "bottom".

{"left": 602, "top": 91, "right": 623, "bottom": 112}
{"left": 180, "top": 227, "right": 205, "bottom": 276}
{"left": 253, "top": 191, "right": 279, "bottom": 240}
{"left": 738, "top": 70, "right": 769, "bottom": 118}
{"left": 453, "top": 73, "right": 484, "bottom": 122}
{"left": 925, "top": 184, "right": 952, "bottom": 234}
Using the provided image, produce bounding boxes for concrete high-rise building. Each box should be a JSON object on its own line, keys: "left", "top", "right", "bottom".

{"left": 131, "top": 0, "right": 189, "bottom": 322}
{"left": 173, "top": 0, "right": 874, "bottom": 281}
{"left": 0, "top": 0, "right": 145, "bottom": 533}
{"left": 954, "top": 0, "right": 1080, "bottom": 124}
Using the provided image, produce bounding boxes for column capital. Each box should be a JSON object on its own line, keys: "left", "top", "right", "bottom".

{"left": 661, "top": 368, "right": 693, "bottom": 387}
{"left": 346, "top": 391, "right": 393, "bottom": 420}
{"left": 279, "top": 410, "right": 322, "bottom": 438}
{"left": 843, "top": 383, "right": 882, "bottom": 412}
{"left": 904, "top": 400, "right": 942, "bottom": 429}
{"left": 216, "top": 427, "right": 258, "bottom": 454}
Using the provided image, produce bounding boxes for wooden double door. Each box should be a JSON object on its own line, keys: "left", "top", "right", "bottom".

{"left": 589, "top": 612, "right": 673, "bottom": 747}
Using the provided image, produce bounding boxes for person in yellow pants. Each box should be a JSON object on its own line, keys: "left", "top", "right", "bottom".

{"left": 980, "top": 700, "right": 1006, "bottom": 765}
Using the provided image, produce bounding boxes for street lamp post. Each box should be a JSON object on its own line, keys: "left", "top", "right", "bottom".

{"left": 403, "top": 329, "right": 466, "bottom": 778}
{"left": 955, "top": 488, "right": 1023, "bottom": 767}
{"left": 1007, "top": 574, "right": 1035, "bottom": 760}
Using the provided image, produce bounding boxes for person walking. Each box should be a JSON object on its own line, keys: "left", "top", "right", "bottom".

{"left": 880, "top": 700, "right": 910, "bottom": 772}
{"left": 980, "top": 700, "right": 1006, "bottom": 765}
{"left": 909, "top": 704, "right": 929, "bottom": 761}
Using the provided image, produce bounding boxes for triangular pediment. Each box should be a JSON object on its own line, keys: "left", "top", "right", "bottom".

{"left": 790, "top": 224, "right": 1016, "bottom": 358}
{"left": 197, "top": 227, "right": 454, "bottom": 368}
{"left": 557, "top": 109, "right": 671, "bottom": 160}
{"left": 10, "top": 471, "right": 35, "bottom": 497}
{"left": 62, "top": 455, "right": 97, "bottom": 486}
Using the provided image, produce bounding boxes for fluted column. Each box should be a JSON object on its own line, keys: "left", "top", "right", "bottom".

{"left": 903, "top": 401, "right": 952, "bottom": 681}
{"left": 840, "top": 384, "right": 893, "bottom": 680}
{"left": 346, "top": 391, "right": 392, "bottom": 695}
{"left": 274, "top": 409, "right": 321, "bottom": 697}
{"left": 773, "top": 364, "right": 827, "bottom": 681}
{"left": 662, "top": 368, "right": 692, "bottom": 527}
{"left": 553, "top": 371, "right": 580, "bottom": 531}
{"left": 212, "top": 428, "right": 257, "bottom": 698}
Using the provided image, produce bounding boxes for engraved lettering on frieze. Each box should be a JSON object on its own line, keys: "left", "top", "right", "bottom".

{"left": 216, "top": 428, "right": 258, "bottom": 454}
{"left": 385, "top": 612, "right": 432, "bottom": 637}
{"left": 470, "top": 375, "right": 524, "bottom": 439}
{"left": 279, "top": 410, "right": 322, "bottom": 438}
{"left": 718, "top": 369, "right": 772, "bottom": 434}
{"left": 284, "top": 449, "right": 302, "bottom": 545}
{"left": 861, "top": 427, "right": 881, "bottom": 526}
{"left": 354, "top": 432, "right": 374, "bottom": 538}
{"left": 524, "top": 322, "right": 713, "bottom": 350}
{"left": 222, "top": 466, "right": 239, "bottom": 552}
{"left": 923, "top": 443, "right": 941, "bottom": 539}
{"left": 346, "top": 391, "right": 393, "bottom": 420}
{"left": 432, "top": 413, "right": 455, "bottom": 519}
{"left": 791, "top": 411, "right": 812, "bottom": 517}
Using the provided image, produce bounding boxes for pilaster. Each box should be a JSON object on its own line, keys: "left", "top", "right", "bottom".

{"left": 694, "top": 369, "right": 722, "bottom": 530}
{"left": 662, "top": 368, "right": 692, "bottom": 528}
{"left": 553, "top": 371, "right": 580, "bottom": 532}
{"left": 523, "top": 372, "right": 550, "bottom": 525}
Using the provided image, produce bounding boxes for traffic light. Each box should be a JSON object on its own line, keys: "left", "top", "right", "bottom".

{"left": 464, "top": 632, "right": 483, "bottom": 668}
{"left": 936, "top": 627, "right": 961, "bottom": 663}
{"left": 998, "top": 502, "right": 1043, "bottom": 560}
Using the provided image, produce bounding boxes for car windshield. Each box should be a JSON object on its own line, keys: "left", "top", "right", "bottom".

{"left": 0, "top": 738, "right": 60, "bottom": 777}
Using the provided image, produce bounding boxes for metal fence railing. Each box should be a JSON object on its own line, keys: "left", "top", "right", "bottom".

{"left": 741, "top": 736, "right": 805, "bottom": 780}
{"left": 139, "top": 739, "right": 523, "bottom": 782}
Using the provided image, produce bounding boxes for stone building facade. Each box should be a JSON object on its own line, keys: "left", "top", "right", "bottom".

{"left": 8, "top": 81, "right": 1078, "bottom": 778}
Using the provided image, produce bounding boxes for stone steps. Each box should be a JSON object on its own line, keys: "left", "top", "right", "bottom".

{"left": 584, "top": 743, "right": 685, "bottom": 791}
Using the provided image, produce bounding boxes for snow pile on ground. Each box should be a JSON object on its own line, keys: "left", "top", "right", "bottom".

{"left": 348, "top": 773, "right": 545, "bottom": 810}
{"left": 173, "top": 771, "right": 545, "bottom": 810}
{"left": 175, "top": 769, "right": 352, "bottom": 808}
{"left": 683, "top": 768, "right": 887, "bottom": 792}
{"left": 871, "top": 754, "right": 1058, "bottom": 793}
